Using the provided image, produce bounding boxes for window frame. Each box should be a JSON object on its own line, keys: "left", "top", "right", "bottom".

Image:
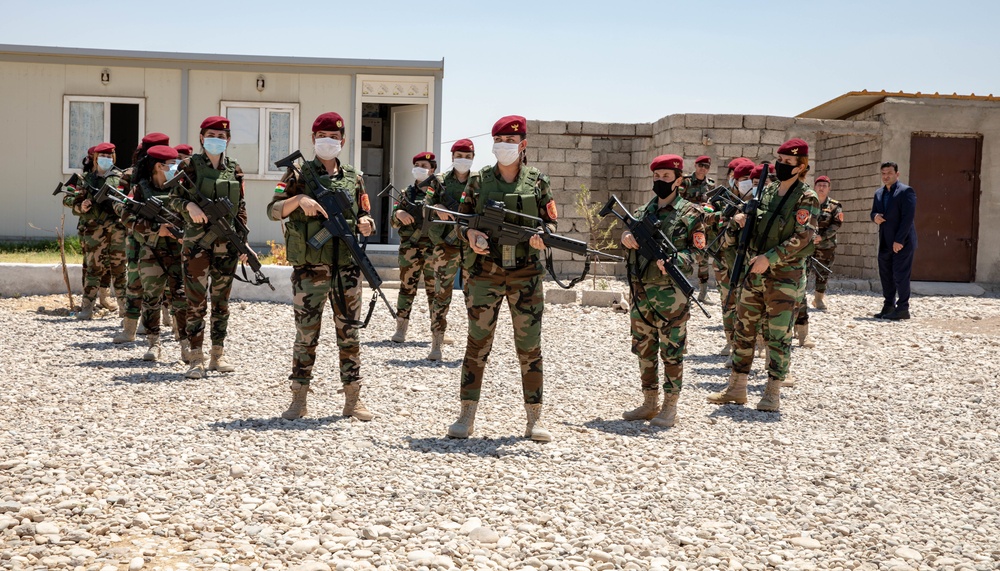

{"left": 62, "top": 96, "right": 146, "bottom": 175}
{"left": 220, "top": 101, "right": 300, "bottom": 181}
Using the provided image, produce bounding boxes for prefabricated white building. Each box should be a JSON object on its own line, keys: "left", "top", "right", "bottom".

{"left": 0, "top": 44, "right": 444, "bottom": 246}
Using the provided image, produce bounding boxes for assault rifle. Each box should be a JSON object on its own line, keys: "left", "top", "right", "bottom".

{"left": 273, "top": 151, "right": 395, "bottom": 323}
{"left": 727, "top": 164, "right": 769, "bottom": 306}
{"left": 425, "top": 200, "right": 623, "bottom": 289}
{"left": 808, "top": 256, "right": 832, "bottom": 279}
{"left": 105, "top": 187, "right": 185, "bottom": 240}
{"left": 164, "top": 172, "right": 274, "bottom": 291}
{"left": 53, "top": 173, "right": 116, "bottom": 206}
{"left": 52, "top": 174, "right": 82, "bottom": 196}
{"left": 599, "top": 195, "right": 710, "bottom": 318}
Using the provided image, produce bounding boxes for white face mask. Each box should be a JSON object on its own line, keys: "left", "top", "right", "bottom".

{"left": 452, "top": 158, "right": 473, "bottom": 174}
{"left": 738, "top": 179, "right": 754, "bottom": 193}
{"left": 728, "top": 177, "right": 736, "bottom": 189}
{"left": 412, "top": 167, "right": 430, "bottom": 181}
{"left": 492, "top": 142, "right": 521, "bottom": 166}
{"left": 314, "top": 137, "right": 342, "bottom": 160}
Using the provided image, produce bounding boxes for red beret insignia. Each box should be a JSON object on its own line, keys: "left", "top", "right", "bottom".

{"left": 796, "top": 209, "right": 810, "bottom": 225}
{"left": 650, "top": 154, "right": 684, "bottom": 172}
{"left": 546, "top": 200, "right": 558, "bottom": 220}
{"left": 336, "top": 120, "right": 343, "bottom": 128}
{"left": 778, "top": 138, "right": 809, "bottom": 157}
{"left": 693, "top": 232, "right": 706, "bottom": 250}
{"left": 360, "top": 192, "right": 371, "bottom": 212}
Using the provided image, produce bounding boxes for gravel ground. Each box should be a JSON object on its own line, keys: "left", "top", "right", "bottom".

{"left": 1, "top": 286, "right": 998, "bottom": 571}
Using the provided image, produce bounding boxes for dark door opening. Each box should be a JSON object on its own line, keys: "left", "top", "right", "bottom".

{"left": 110, "top": 103, "right": 140, "bottom": 169}
{"left": 908, "top": 135, "right": 981, "bottom": 282}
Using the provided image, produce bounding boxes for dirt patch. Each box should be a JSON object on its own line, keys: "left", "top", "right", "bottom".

{"left": 0, "top": 294, "right": 80, "bottom": 315}
{"left": 925, "top": 315, "right": 1000, "bottom": 336}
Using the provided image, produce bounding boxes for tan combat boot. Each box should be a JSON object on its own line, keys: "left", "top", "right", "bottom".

{"left": 162, "top": 305, "right": 173, "bottom": 329}
{"left": 113, "top": 317, "right": 138, "bottom": 343}
{"left": 755, "top": 335, "right": 767, "bottom": 358}
{"left": 142, "top": 335, "right": 161, "bottom": 362}
{"left": 98, "top": 288, "right": 118, "bottom": 312}
{"left": 137, "top": 319, "right": 146, "bottom": 335}
{"left": 757, "top": 376, "right": 782, "bottom": 412}
{"left": 117, "top": 299, "right": 127, "bottom": 318}
{"left": 179, "top": 339, "right": 192, "bottom": 363}
{"left": 650, "top": 393, "right": 680, "bottom": 427}
{"left": 208, "top": 346, "right": 236, "bottom": 373}
{"left": 781, "top": 373, "right": 796, "bottom": 388}
{"left": 724, "top": 354, "right": 733, "bottom": 369}
{"left": 623, "top": 390, "right": 660, "bottom": 421}
{"left": 697, "top": 282, "right": 709, "bottom": 303}
{"left": 341, "top": 382, "right": 373, "bottom": 421}
{"left": 281, "top": 381, "right": 311, "bottom": 420}
{"left": 442, "top": 332, "right": 455, "bottom": 345}
{"left": 524, "top": 403, "right": 552, "bottom": 442}
{"left": 171, "top": 317, "right": 180, "bottom": 340}
{"left": 812, "top": 292, "right": 827, "bottom": 310}
{"left": 77, "top": 298, "right": 95, "bottom": 320}
{"left": 427, "top": 332, "right": 444, "bottom": 361}
{"left": 185, "top": 349, "right": 205, "bottom": 379}
{"left": 718, "top": 332, "right": 732, "bottom": 356}
{"left": 707, "top": 372, "right": 748, "bottom": 405}
{"left": 795, "top": 324, "right": 815, "bottom": 348}
{"left": 390, "top": 318, "right": 409, "bottom": 343}
{"left": 447, "top": 400, "right": 479, "bottom": 438}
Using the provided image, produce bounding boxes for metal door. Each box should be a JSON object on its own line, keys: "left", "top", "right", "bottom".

{"left": 908, "top": 135, "right": 981, "bottom": 282}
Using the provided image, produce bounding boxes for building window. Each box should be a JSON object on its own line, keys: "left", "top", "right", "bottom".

{"left": 62, "top": 96, "right": 146, "bottom": 174}
{"left": 221, "top": 102, "right": 299, "bottom": 179}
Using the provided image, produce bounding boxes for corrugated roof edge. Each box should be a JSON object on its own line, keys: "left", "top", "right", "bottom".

{"left": 798, "top": 90, "right": 1000, "bottom": 120}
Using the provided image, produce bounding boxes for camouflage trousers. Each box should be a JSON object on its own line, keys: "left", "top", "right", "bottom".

{"left": 427, "top": 244, "right": 462, "bottom": 335}
{"left": 395, "top": 238, "right": 436, "bottom": 321}
{"left": 731, "top": 269, "right": 803, "bottom": 380}
{"left": 182, "top": 240, "right": 238, "bottom": 350}
{"left": 630, "top": 282, "right": 691, "bottom": 394}
{"left": 714, "top": 263, "right": 737, "bottom": 336}
{"left": 80, "top": 221, "right": 127, "bottom": 304}
{"left": 795, "top": 270, "right": 809, "bottom": 326}
{"left": 694, "top": 251, "right": 710, "bottom": 284}
{"left": 290, "top": 264, "right": 362, "bottom": 386}
{"left": 123, "top": 234, "right": 144, "bottom": 319}
{"left": 460, "top": 257, "right": 544, "bottom": 404}
{"left": 139, "top": 238, "right": 187, "bottom": 338}
{"left": 812, "top": 247, "right": 836, "bottom": 293}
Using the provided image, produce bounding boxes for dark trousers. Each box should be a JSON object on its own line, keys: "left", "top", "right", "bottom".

{"left": 877, "top": 246, "right": 914, "bottom": 311}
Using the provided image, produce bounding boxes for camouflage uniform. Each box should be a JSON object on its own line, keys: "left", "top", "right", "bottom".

{"left": 457, "top": 164, "right": 556, "bottom": 404}
{"left": 704, "top": 186, "right": 742, "bottom": 338}
{"left": 728, "top": 180, "right": 820, "bottom": 381}
{"left": 794, "top": 196, "right": 842, "bottom": 325}
{"left": 628, "top": 194, "right": 705, "bottom": 394}
{"left": 118, "top": 169, "right": 145, "bottom": 321}
{"left": 390, "top": 183, "right": 436, "bottom": 321}
{"left": 124, "top": 179, "right": 188, "bottom": 337}
{"left": 62, "top": 168, "right": 128, "bottom": 307}
{"left": 425, "top": 169, "right": 469, "bottom": 335}
{"left": 166, "top": 153, "right": 246, "bottom": 351}
{"left": 267, "top": 158, "right": 372, "bottom": 387}
{"left": 682, "top": 174, "right": 714, "bottom": 285}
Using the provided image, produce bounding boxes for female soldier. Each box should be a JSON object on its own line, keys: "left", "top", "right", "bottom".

{"left": 621, "top": 155, "right": 705, "bottom": 427}
{"left": 121, "top": 145, "right": 189, "bottom": 362}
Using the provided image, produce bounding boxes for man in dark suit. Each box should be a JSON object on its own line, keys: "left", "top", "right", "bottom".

{"left": 870, "top": 161, "right": 917, "bottom": 320}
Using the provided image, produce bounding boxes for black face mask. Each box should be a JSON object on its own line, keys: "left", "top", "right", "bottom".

{"left": 774, "top": 162, "right": 797, "bottom": 182}
{"left": 653, "top": 179, "right": 673, "bottom": 198}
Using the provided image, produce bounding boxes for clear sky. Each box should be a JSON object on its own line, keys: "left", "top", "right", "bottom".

{"left": 3, "top": 0, "right": 998, "bottom": 171}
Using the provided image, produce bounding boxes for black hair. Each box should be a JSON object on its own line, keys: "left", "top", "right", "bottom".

{"left": 133, "top": 154, "right": 161, "bottom": 183}
{"left": 881, "top": 161, "right": 898, "bottom": 172}
{"left": 81, "top": 155, "right": 93, "bottom": 173}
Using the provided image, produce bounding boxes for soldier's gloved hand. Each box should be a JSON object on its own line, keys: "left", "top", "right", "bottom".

{"left": 621, "top": 231, "right": 639, "bottom": 250}
{"left": 467, "top": 229, "right": 490, "bottom": 255}
{"left": 298, "top": 196, "right": 328, "bottom": 219}
{"left": 81, "top": 199, "right": 92, "bottom": 213}
{"left": 187, "top": 202, "right": 208, "bottom": 224}
{"left": 529, "top": 233, "right": 545, "bottom": 250}
{"left": 395, "top": 210, "right": 415, "bottom": 225}
{"left": 358, "top": 217, "right": 374, "bottom": 237}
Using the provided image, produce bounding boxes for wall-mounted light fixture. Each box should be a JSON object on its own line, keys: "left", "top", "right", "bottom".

{"left": 256, "top": 75, "right": 265, "bottom": 92}
{"left": 702, "top": 134, "right": 713, "bottom": 146}
{"left": 101, "top": 69, "right": 111, "bottom": 85}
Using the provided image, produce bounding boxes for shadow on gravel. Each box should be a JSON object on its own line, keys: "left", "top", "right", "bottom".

{"left": 71, "top": 341, "right": 121, "bottom": 350}
{"left": 402, "top": 436, "right": 541, "bottom": 458}
{"left": 365, "top": 340, "right": 430, "bottom": 349}
{"left": 79, "top": 359, "right": 147, "bottom": 369}
{"left": 209, "top": 417, "right": 346, "bottom": 431}
{"left": 692, "top": 367, "right": 732, "bottom": 378}
{"left": 111, "top": 371, "right": 185, "bottom": 384}
{"left": 579, "top": 418, "right": 660, "bottom": 438}
{"left": 385, "top": 359, "right": 461, "bottom": 369}
{"left": 707, "top": 405, "right": 782, "bottom": 423}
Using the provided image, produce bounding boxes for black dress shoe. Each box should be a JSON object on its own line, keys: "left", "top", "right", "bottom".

{"left": 873, "top": 306, "right": 894, "bottom": 319}
{"left": 884, "top": 308, "right": 910, "bottom": 320}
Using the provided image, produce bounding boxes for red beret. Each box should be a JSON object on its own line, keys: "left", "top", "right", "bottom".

{"left": 695, "top": 155, "right": 711, "bottom": 165}
{"left": 815, "top": 175, "right": 831, "bottom": 184}
{"left": 777, "top": 138, "right": 809, "bottom": 157}
{"left": 728, "top": 157, "right": 753, "bottom": 171}
{"left": 451, "top": 139, "right": 475, "bottom": 153}
{"left": 141, "top": 133, "right": 170, "bottom": 149}
{"left": 175, "top": 144, "right": 194, "bottom": 155}
{"left": 87, "top": 146, "right": 96, "bottom": 155}
{"left": 147, "top": 145, "right": 179, "bottom": 162}
{"left": 412, "top": 151, "right": 436, "bottom": 164}
{"left": 492, "top": 115, "right": 527, "bottom": 137}
{"left": 93, "top": 142, "right": 115, "bottom": 154}
{"left": 312, "top": 112, "right": 345, "bottom": 133}
{"left": 734, "top": 162, "right": 755, "bottom": 179}
{"left": 650, "top": 154, "right": 684, "bottom": 172}
{"left": 751, "top": 164, "right": 764, "bottom": 180}
{"left": 200, "top": 116, "right": 231, "bottom": 131}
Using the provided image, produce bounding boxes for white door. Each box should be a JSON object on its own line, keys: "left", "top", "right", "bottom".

{"left": 388, "top": 104, "right": 429, "bottom": 244}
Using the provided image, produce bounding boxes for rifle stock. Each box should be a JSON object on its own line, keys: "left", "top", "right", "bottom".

{"left": 726, "top": 164, "right": 769, "bottom": 306}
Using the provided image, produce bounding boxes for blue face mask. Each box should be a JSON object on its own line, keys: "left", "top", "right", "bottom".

{"left": 97, "top": 157, "right": 114, "bottom": 171}
{"left": 203, "top": 137, "right": 227, "bottom": 155}
{"left": 164, "top": 164, "right": 178, "bottom": 181}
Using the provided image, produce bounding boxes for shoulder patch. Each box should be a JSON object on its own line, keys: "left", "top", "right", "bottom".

{"left": 692, "top": 231, "right": 706, "bottom": 250}
{"left": 836, "top": 211, "right": 844, "bottom": 222}
{"left": 359, "top": 192, "right": 371, "bottom": 212}
{"left": 545, "top": 200, "right": 558, "bottom": 220}
{"left": 796, "top": 209, "right": 811, "bottom": 225}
